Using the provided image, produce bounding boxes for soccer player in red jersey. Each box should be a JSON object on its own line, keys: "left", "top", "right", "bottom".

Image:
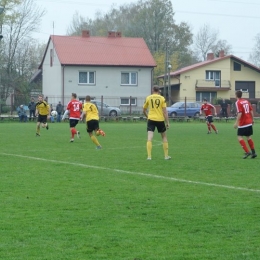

{"left": 234, "top": 90, "right": 257, "bottom": 159}
{"left": 200, "top": 98, "right": 218, "bottom": 134}
{"left": 62, "top": 93, "right": 82, "bottom": 142}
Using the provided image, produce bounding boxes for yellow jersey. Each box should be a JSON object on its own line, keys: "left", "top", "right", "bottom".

{"left": 36, "top": 101, "right": 50, "bottom": 116}
{"left": 83, "top": 102, "right": 99, "bottom": 121}
{"left": 143, "top": 94, "right": 166, "bottom": 121}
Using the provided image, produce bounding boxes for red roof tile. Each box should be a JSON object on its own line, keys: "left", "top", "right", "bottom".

{"left": 47, "top": 35, "right": 156, "bottom": 67}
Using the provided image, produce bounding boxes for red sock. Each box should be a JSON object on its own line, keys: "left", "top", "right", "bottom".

{"left": 211, "top": 124, "right": 216, "bottom": 131}
{"left": 71, "top": 128, "right": 77, "bottom": 138}
{"left": 239, "top": 140, "right": 249, "bottom": 153}
{"left": 247, "top": 139, "right": 255, "bottom": 150}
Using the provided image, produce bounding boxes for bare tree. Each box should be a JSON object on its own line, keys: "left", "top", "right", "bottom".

{"left": 194, "top": 24, "right": 218, "bottom": 61}
{"left": 249, "top": 33, "right": 260, "bottom": 67}
{"left": 0, "top": 0, "right": 45, "bottom": 110}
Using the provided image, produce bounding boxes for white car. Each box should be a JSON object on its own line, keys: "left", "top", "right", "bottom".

{"left": 91, "top": 100, "right": 121, "bottom": 117}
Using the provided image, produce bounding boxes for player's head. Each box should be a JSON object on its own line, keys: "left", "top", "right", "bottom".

{"left": 203, "top": 98, "right": 207, "bottom": 104}
{"left": 85, "top": 95, "right": 91, "bottom": 101}
{"left": 152, "top": 85, "right": 160, "bottom": 93}
{"left": 235, "top": 90, "right": 242, "bottom": 99}
{"left": 71, "top": 93, "right": 77, "bottom": 99}
{"left": 38, "top": 94, "right": 43, "bottom": 102}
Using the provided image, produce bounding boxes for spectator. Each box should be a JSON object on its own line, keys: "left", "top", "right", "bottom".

{"left": 17, "top": 105, "right": 28, "bottom": 122}
{"left": 220, "top": 99, "right": 228, "bottom": 118}
{"left": 56, "top": 101, "right": 63, "bottom": 122}
{"left": 28, "top": 98, "right": 36, "bottom": 121}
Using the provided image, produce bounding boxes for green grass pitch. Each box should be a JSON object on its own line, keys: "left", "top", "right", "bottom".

{"left": 0, "top": 120, "right": 260, "bottom": 259}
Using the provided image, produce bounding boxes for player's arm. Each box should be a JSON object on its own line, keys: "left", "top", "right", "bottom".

{"left": 213, "top": 106, "right": 217, "bottom": 116}
{"left": 62, "top": 110, "right": 69, "bottom": 121}
{"left": 234, "top": 112, "right": 242, "bottom": 129}
{"left": 163, "top": 107, "right": 169, "bottom": 129}
{"left": 80, "top": 111, "right": 86, "bottom": 121}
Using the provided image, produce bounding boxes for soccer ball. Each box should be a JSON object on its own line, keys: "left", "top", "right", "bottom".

{"left": 96, "top": 130, "right": 100, "bottom": 136}
{"left": 51, "top": 110, "right": 57, "bottom": 117}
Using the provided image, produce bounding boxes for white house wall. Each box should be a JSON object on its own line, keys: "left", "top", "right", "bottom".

{"left": 42, "top": 40, "right": 62, "bottom": 105}
{"left": 45, "top": 65, "right": 153, "bottom": 109}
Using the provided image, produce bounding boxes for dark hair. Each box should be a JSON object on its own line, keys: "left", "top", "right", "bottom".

{"left": 203, "top": 98, "right": 207, "bottom": 101}
{"left": 153, "top": 85, "right": 160, "bottom": 92}
{"left": 236, "top": 90, "right": 242, "bottom": 98}
{"left": 72, "top": 93, "right": 77, "bottom": 98}
{"left": 85, "top": 95, "right": 91, "bottom": 101}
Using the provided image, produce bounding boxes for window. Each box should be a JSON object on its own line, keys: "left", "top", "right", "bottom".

{"left": 205, "top": 70, "right": 221, "bottom": 87}
{"left": 234, "top": 62, "right": 241, "bottom": 71}
{"left": 121, "top": 72, "right": 137, "bottom": 85}
{"left": 79, "top": 71, "right": 95, "bottom": 84}
{"left": 120, "top": 98, "right": 137, "bottom": 106}
{"left": 196, "top": 92, "right": 217, "bottom": 102}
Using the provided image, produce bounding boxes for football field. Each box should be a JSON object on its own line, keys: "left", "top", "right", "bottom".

{"left": 0, "top": 120, "right": 260, "bottom": 259}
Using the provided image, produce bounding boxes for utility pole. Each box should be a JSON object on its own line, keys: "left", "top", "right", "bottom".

{"left": 163, "top": 41, "right": 168, "bottom": 99}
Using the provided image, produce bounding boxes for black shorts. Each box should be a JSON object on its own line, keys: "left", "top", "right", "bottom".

{"left": 237, "top": 125, "right": 253, "bottom": 136}
{"left": 147, "top": 119, "right": 166, "bottom": 133}
{"left": 206, "top": 116, "right": 213, "bottom": 123}
{"left": 69, "top": 119, "right": 79, "bottom": 128}
{"left": 87, "top": 119, "right": 99, "bottom": 133}
{"left": 38, "top": 114, "right": 47, "bottom": 123}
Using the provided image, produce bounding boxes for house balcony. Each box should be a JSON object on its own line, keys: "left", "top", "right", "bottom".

{"left": 195, "top": 79, "right": 231, "bottom": 91}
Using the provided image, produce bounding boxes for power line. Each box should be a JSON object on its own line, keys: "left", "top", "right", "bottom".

{"left": 175, "top": 10, "right": 260, "bottom": 19}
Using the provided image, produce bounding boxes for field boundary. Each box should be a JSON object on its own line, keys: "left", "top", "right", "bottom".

{"left": 2, "top": 152, "right": 260, "bottom": 194}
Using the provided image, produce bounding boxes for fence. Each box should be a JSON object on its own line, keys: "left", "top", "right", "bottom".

{"left": 2, "top": 93, "right": 260, "bottom": 117}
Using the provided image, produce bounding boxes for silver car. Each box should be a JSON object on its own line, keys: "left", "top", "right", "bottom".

{"left": 91, "top": 100, "right": 121, "bottom": 117}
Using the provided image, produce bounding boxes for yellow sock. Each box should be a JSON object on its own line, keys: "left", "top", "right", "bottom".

{"left": 163, "top": 142, "right": 168, "bottom": 157}
{"left": 147, "top": 141, "right": 152, "bottom": 158}
{"left": 91, "top": 135, "right": 100, "bottom": 146}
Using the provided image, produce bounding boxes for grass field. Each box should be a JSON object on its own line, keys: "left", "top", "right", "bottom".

{"left": 0, "top": 120, "right": 260, "bottom": 260}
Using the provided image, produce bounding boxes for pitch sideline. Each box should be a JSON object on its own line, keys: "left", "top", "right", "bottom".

{"left": 1, "top": 152, "right": 260, "bottom": 194}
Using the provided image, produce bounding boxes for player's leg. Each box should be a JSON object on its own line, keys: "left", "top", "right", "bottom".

{"left": 69, "top": 119, "right": 77, "bottom": 142}
{"left": 246, "top": 126, "right": 257, "bottom": 158}
{"left": 146, "top": 120, "right": 155, "bottom": 160}
{"left": 95, "top": 121, "right": 105, "bottom": 136}
{"left": 88, "top": 120, "right": 101, "bottom": 148}
{"left": 36, "top": 118, "right": 41, "bottom": 136}
{"left": 208, "top": 116, "right": 218, "bottom": 133}
{"left": 237, "top": 128, "right": 250, "bottom": 158}
{"left": 158, "top": 121, "right": 170, "bottom": 160}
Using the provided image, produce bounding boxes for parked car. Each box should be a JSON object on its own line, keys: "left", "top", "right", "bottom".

{"left": 167, "top": 102, "right": 201, "bottom": 117}
{"left": 91, "top": 100, "right": 121, "bottom": 117}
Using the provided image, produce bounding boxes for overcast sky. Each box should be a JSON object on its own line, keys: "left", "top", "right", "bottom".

{"left": 33, "top": 0, "right": 260, "bottom": 61}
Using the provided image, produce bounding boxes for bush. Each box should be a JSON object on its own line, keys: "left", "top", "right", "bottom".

{"left": 1, "top": 105, "right": 11, "bottom": 113}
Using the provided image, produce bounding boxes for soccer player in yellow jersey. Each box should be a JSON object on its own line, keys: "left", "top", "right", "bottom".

{"left": 35, "top": 95, "right": 50, "bottom": 136}
{"left": 80, "top": 95, "right": 105, "bottom": 149}
{"left": 143, "top": 85, "right": 171, "bottom": 160}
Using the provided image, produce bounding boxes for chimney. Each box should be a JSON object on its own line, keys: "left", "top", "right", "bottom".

{"left": 82, "top": 30, "right": 90, "bottom": 38}
{"left": 108, "top": 31, "right": 121, "bottom": 38}
{"left": 207, "top": 53, "right": 214, "bottom": 61}
{"left": 219, "top": 50, "right": 225, "bottom": 58}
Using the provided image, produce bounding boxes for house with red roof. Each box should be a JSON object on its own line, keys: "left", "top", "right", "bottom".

{"left": 38, "top": 30, "right": 156, "bottom": 112}
{"left": 159, "top": 51, "right": 260, "bottom": 105}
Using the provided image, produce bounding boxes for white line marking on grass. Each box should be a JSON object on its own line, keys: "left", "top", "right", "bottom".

{"left": 2, "top": 152, "right": 260, "bottom": 193}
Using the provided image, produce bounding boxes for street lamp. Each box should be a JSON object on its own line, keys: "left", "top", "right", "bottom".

{"left": 167, "top": 64, "right": 172, "bottom": 105}
{"left": 0, "top": 6, "right": 5, "bottom": 41}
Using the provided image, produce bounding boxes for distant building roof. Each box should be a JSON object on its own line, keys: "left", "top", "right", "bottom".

{"left": 39, "top": 31, "right": 156, "bottom": 68}
{"left": 158, "top": 53, "right": 260, "bottom": 78}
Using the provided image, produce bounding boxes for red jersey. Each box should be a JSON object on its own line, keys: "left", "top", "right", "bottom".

{"left": 66, "top": 99, "right": 82, "bottom": 119}
{"left": 200, "top": 103, "right": 215, "bottom": 116}
{"left": 235, "top": 98, "right": 253, "bottom": 128}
